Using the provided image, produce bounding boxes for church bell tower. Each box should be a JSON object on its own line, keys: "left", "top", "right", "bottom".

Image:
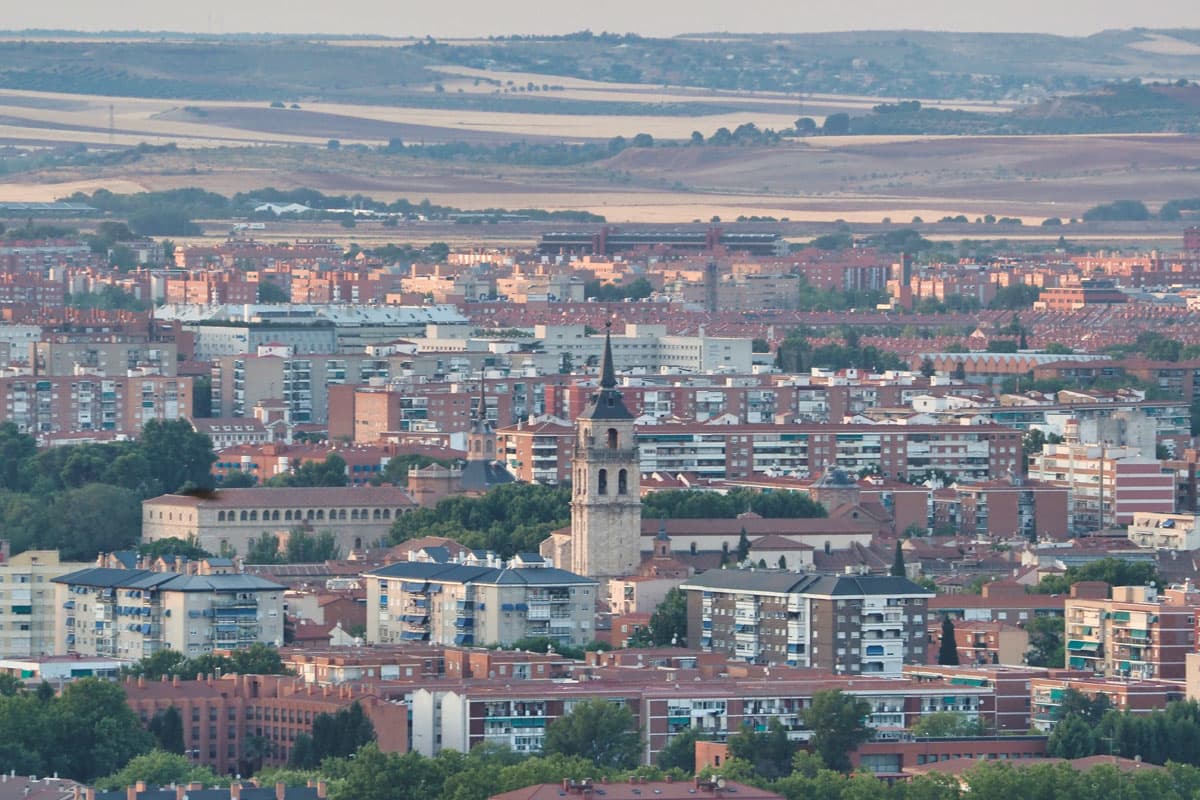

{"left": 569, "top": 323, "right": 641, "bottom": 579}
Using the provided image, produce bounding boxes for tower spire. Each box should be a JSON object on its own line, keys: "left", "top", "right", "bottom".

{"left": 600, "top": 320, "right": 616, "bottom": 389}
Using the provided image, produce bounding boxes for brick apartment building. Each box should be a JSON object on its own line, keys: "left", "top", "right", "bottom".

{"left": 123, "top": 673, "right": 408, "bottom": 774}
{"left": 1064, "top": 583, "right": 1200, "bottom": 680}
{"left": 680, "top": 571, "right": 933, "bottom": 673}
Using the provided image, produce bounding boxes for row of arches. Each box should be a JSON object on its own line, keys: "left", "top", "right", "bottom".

{"left": 597, "top": 468, "right": 629, "bottom": 496}
{"left": 216, "top": 507, "right": 411, "bottom": 523}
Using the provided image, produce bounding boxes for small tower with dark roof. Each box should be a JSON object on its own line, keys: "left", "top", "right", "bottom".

{"left": 460, "top": 373, "right": 514, "bottom": 492}
{"left": 569, "top": 322, "right": 642, "bottom": 579}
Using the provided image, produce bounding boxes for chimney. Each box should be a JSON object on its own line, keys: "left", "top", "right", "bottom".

{"left": 175, "top": 786, "right": 186, "bottom": 800}
{"left": 275, "top": 783, "right": 286, "bottom": 800}
{"left": 86, "top": 789, "right": 96, "bottom": 800}
{"left": 230, "top": 783, "right": 241, "bottom": 800}
{"left": 73, "top": 788, "right": 82, "bottom": 800}
{"left": 126, "top": 785, "right": 137, "bottom": 800}
{"left": 136, "top": 783, "right": 147, "bottom": 793}
{"left": 562, "top": 781, "right": 570, "bottom": 793}
{"left": 138, "top": 676, "right": 145, "bottom": 688}
{"left": 172, "top": 675, "right": 180, "bottom": 688}
{"left": 187, "top": 784, "right": 203, "bottom": 792}
{"left": 315, "top": 782, "right": 327, "bottom": 799}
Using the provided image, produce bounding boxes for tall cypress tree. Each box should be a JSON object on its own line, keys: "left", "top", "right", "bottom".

{"left": 891, "top": 541, "right": 906, "bottom": 577}
{"left": 736, "top": 528, "right": 751, "bottom": 563}
{"left": 938, "top": 616, "right": 960, "bottom": 665}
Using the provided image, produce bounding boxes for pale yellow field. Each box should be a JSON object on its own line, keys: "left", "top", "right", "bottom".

{"left": 0, "top": 87, "right": 803, "bottom": 148}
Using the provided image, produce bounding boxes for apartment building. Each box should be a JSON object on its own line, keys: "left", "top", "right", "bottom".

{"left": 414, "top": 663, "right": 990, "bottom": 763}
{"left": 31, "top": 337, "right": 178, "bottom": 377}
{"left": 1126, "top": 511, "right": 1200, "bottom": 550}
{"left": 53, "top": 567, "right": 286, "bottom": 659}
{"left": 123, "top": 673, "right": 407, "bottom": 773}
{"left": 533, "top": 324, "right": 754, "bottom": 375}
{"left": 142, "top": 486, "right": 417, "bottom": 556}
{"left": 330, "top": 376, "right": 552, "bottom": 442}
{"left": 680, "top": 571, "right": 933, "bottom": 674}
{"left": 634, "top": 422, "right": 1022, "bottom": 482}
{"left": 949, "top": 479, "right": 1070, "bottom": 541}
{"left": 925, "top": 619, "right": 1029, "bottom": 667}
{"left": 1028, "top": 443, "right": 1175, "bottom": 531}
{"left": 1064, "top": 584, "right": 1199, "bottom": 680}
{"left": 364, "top": 560, "right": 597, "bottom": 648}
{"left": 0, "top": 549, "right": 91, "bottom": 657}
{"left": 0, "top": 374, "right": 193, "bottom": 440}
{"left": 496, "top": 419, "right": 573, "bottom": 484}
{"left": 212, "top": 347, "right": 390, "bottom": 424}
{"left": 904, "top": 665, "right": 1048, "bottom": 734}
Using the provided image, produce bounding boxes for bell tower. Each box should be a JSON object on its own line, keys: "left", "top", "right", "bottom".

{"left": 570, "top": 323, "right": 641, "bottom": 579}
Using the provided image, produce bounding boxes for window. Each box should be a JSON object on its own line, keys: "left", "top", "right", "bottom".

{"left": 618, "top": 469, "right": 628, "bottom": 495}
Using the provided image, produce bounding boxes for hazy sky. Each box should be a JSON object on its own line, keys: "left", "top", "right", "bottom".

{"left": 11, "top": 0, "right": 1200, "bottom": 38}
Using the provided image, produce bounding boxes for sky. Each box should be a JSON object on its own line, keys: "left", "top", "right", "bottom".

{"left": 10, "top": 0, "right": 1200, "bottom": 38}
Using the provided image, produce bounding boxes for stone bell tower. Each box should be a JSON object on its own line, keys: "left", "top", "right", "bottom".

{"left": 569, "top": 323, "right": 642, "bottom": 579}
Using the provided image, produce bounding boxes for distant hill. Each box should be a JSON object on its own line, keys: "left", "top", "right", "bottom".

{"left": 0, "top": 29, "right": 1196, "bottom": 105}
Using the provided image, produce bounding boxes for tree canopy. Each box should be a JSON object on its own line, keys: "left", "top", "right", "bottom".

{"left": 289, "top": 702, "right": 376, "bottom": 769}
{"left": 641, "top": 488, "right": 826, "bottom": 520}
{"left": 0, "top": 420, "right": 216, "bottom": 560}
{"left": 125, "top": 644, "right": 288, "bottom": 680}
{"left": 1032, "top": 558, "right": 1159, "bottom": 595}
{"left": 800, "top": 690, "right": 872, "bottom": 772}
{"left": 0, "top": 678, "right": 153, "bottom": 782}
{"left": 388, "top": 483, "right": 571, "bottom": 558}
{"left": 542, "top": 698, "right": 641, "bottom": 769}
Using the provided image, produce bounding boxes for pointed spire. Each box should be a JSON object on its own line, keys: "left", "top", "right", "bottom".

{"left": 600, "top": 320, "right": 617, "bottom": 389}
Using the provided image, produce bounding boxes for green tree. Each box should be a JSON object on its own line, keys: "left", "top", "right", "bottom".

{"left": 891, "top": 541, "right": 906, "bottom": 577}
{"left": 1023, "top": 615, "right": 1064, "bottom": 668}
{"left": 330, "top": 745, "right": 446, "bottom": 800}
{"left": 290, "top": 702, "right": 376, "bottom": 768}
{"left": 220, "top": 470, "right": 258, "bottom": 488}
{"left": 542, "top": 698, "right": 640, "bottom": 769}
{"left": 126, "top": 650, "right": 188, "bottom": 680}
{"left": 138, "top": 537, "right": 211, "bottom": 561}
{"left": 191, "top": 375, "right": 213, "bottom": 418}
{"left": 285, "top": 529, "right": 340, "bottom": 562}
{"left": 246, "top": 533, "right": 282, "bottom": 564}
{"left": 0, "top": 422, "right": 36, "bottom": 491}
{"left": 728, "top": 718, "right": 796, "bottom": 779}
{"left": 95, "top": 750, "right": 224, "bottom": 791}
{"left": 379, "top": 453, "right": 454, "bottom": 486}
{"left": 822, "top": 113, "right": 850, "bottom": 135}
{"left": 736, "top": 528, "right": 751, "bottom": 563}
{"left": 911, "top": 711, "right": 985, "bottom": 738}
{"left": 147, "top": 706, "right": 185, "bottom": 754}
{"left": 1046, "top": 714, "right": 1098, "bottom": 759}
{"left": 48, "top": 679, "right": 155, "bottom": 781}
{"left": 938, "top": 616, "right": 960, "bottom": 665}
{"left": 258, "top": 280, "right": 289, "bottom": 303}
{"left": 656, "top": 726, "right": 700, "bottom": 773}
{"left": 269, "top": 454, "right": 348, "bottom": 487}
{"left": 137, "top": 419, "right": 216, "bottom": 494}
{"left": 645, "top": 587, "right": 687, "bottom": 647}
{"left": 801, "top": 689, "right": 871, "bottom": 772}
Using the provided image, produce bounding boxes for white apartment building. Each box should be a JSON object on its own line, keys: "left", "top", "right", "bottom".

{"left": 0, "top": 550, "right": 91, "bottom": 657}
{"left": 53, "top": 567, "right": 285, "bottom": 659}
